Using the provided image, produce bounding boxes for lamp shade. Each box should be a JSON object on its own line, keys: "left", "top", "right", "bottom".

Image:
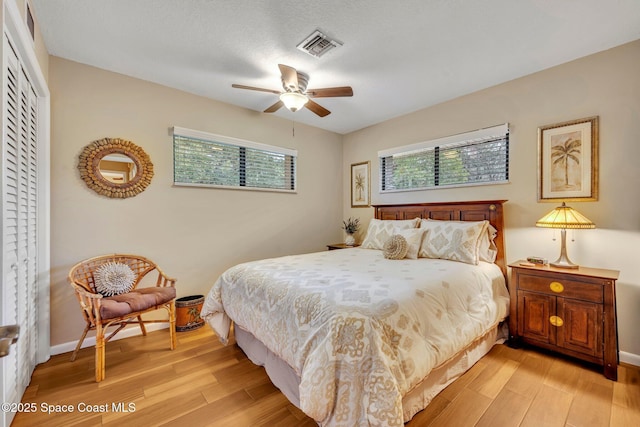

{"left": 279, "top": 92, "right": 308, "bottom": 112}
{"left": 535, "top": 202, "right": 595, "bottom": 229}
{"left": 535, "top": 202, "right": 594, "bottom": 269}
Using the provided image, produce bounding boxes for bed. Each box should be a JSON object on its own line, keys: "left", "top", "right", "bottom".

{"left": 201, "top": 200, "right": 509, "bottom": 426}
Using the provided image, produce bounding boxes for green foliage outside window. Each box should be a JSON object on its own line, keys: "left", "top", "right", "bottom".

{"left": 173, "top": 134, "right": 296, "bottom": 191}
{"left": 381, "top": 135, "right": 508, "bottom": 191}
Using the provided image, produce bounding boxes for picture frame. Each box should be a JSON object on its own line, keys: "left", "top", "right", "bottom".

{"left": 538, "top": 116, "right": 599, "bottom": 201}
{"left": 351, "top": 161, "right": 371, "bottom": 207}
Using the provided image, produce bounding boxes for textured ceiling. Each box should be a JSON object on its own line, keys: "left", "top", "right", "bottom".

{"left": 32, "top": 0, "right": 640, "bottom": 134}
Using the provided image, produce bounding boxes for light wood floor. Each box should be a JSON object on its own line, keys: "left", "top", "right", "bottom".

{"left": 13, "top": 327, "right": 640, "bottom": 427}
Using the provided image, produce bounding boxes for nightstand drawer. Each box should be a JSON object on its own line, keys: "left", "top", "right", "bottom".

{"left": 517, "top": 273, "right": 603, "bottom": 303}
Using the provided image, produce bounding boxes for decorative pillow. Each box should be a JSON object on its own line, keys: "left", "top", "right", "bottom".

{"left": 94, "top": 262, "right": 136, "bottom": 296}
{"left": 361, "top": 218, "right": 419, "bottom": 250}
{"left": 396, "top": 227, "right": 427, "bottom": 259}
{"left": 383, "top": 235, "right": 408, "bottom": 260}
{"left": 478, "top": 223, "right": 498, "bottom": 263}
{"left": 418, "top": 219, "right": 488, "bottom": 265}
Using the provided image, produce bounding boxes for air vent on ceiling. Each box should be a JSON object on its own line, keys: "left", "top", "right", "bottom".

{"left": 296, "top": 30, "right": 342, "bottom": 58}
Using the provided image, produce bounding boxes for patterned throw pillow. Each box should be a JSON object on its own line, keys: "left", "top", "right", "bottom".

{"left": 418, "top": 219, "right": 488, "bottom": 265}
{"left": 383, "top": 235, "right": 408, "bottom": 260}
{"left": 361, "top": 218, "right": 419, "bottom": 250}
{"left": 94, "top": 262, "right": 136, "bottom": 296}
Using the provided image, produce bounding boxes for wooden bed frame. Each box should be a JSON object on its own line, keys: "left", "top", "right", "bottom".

{"left": 373, "top": 200, "right": 507, "bottom": 276}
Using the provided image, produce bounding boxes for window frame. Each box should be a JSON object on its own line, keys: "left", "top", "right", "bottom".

{"left": 378, "top": 123, "right": 509, "bottom": 193}
{"left": 172, "top": 126, "right": 297, "bottom": 193}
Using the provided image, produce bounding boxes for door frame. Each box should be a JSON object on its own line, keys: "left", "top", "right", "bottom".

{"left": 2, "top": 0, "right": 50, "bottom": 364}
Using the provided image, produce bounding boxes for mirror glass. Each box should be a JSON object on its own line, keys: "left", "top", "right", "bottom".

{"left": 98, "top": 153, "right": 137, "bottom": 184}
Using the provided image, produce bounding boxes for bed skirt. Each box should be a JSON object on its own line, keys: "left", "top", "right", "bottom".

{"left": 234, "top": 322, "right": 508, "bottom": 424}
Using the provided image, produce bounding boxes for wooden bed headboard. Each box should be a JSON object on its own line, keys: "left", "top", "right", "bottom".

{"left": 373, "top": 200, "right": 507, "bottom": 277}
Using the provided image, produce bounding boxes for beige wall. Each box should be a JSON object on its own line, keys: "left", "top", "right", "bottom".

{"left": 45, "top": 30, "right": 640, "bottom": 362}
{"left": 343, "top": 40, "right": 640, "bottom": 362}
{"left": 49, "top": 57, "right": 343, "bottom": 346}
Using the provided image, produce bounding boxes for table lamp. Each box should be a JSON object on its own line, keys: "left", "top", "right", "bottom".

{"left": 535, "top": 202, "right": 595, "bottom": 269}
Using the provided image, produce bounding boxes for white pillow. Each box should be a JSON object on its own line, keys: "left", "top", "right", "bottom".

{"left": 396, "top": 228, "right": 427, "bottom": 260}
{"left": 94, "top": 262, "right": 136, "bottom": 296}
{"left": 361, "top": 218, "right": 419, "bottom": 250}
{"left": 478, "top": 223, "right": 498, "bottom": 263}
{"left": 418, "top": 219, "right": 488, "bottom": 265}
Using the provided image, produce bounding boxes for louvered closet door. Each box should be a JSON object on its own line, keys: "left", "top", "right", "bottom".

{"left": 16, "top": 59, "right": 39, "bottom": 386}
{"left": 1, "top": 36, "right": 38, "bottom": 423}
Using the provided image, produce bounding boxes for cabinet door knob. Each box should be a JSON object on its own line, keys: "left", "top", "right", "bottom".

{"left": 549, "top": 281, "right": 564, "bottom": 293}
{"left": 549, "top": 315, "right": 564, "bottom": 327}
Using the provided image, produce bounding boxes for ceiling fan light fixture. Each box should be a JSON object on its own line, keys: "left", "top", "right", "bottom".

{"left": 280, "top": 92, "right": 308, "bottom": 112}
{"left": 233, "top": 63, "right": 351, "bottom": 117}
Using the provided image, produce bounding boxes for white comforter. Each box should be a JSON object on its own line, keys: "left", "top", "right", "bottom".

{"left": 201, "top": 248, "right": 509, "bottom": 426}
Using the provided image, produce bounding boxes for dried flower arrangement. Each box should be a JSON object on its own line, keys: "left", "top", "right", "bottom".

{"left": 341, "top": 217, "right": 360, "bottom": 235}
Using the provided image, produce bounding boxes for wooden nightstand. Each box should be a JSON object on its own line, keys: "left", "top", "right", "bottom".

{"left": 326, "top": 243, "right": 360, "bottom": 250}
{"left": 508, "top": 261, "right": 620, "bottom": 380}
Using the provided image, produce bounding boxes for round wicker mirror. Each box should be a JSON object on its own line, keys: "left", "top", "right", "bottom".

{"left": 78, "top": 138, "right": 154, "bottom": 198}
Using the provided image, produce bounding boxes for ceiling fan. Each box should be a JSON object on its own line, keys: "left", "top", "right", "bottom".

{"left": 232, "top": 64, "right": 353, "bottom": 117}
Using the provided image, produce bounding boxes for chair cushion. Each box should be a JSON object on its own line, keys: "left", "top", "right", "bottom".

{"left": 99, "top": 287, "right": 176, "bottom": 320}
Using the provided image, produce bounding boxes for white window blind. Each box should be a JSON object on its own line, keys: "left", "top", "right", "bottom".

{"left": 379, "top": 124, "right": 509, "bottom": 192}
{"left": 172, "top": 127, "right": 297, "bottom": 192}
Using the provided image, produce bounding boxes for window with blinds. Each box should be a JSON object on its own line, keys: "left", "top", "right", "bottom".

{"left": 172, "top": 127, "right": 297, "bottom": 192}
{"left": 379, "top": 124, "right": 509, "bottom": 192}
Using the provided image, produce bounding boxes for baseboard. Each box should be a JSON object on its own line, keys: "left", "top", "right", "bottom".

{"left": 620, "top": 351, "right": 640, "bottom": 368}
{"left": 50, "top": 324, "right": 640, "bottom": 367}
{"left": 50, "top": 323, "right": 169, "bottom": 356}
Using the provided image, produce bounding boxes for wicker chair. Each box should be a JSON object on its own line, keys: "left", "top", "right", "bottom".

{"left": 68, "top": 254, "right": 177, "bottom": 382}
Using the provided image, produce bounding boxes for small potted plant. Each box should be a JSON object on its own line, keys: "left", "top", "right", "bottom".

{"left": 342, "top": 217, "right": 360, "bottom": 246}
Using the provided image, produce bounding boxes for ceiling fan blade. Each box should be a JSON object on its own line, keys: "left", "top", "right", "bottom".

{"left": 232, "top": 84, "right": 281, "bottom": 95}
{"left": 306, "top": 86, "right": 353, "bottom": 98}
{"left": 305, "top": 99, "right": 331, "bottom": 117}
{"left": 264, "top": 100, "right": 284, "bottom": 113}
{"left": 278, "top": 64, "right": 299, "bottom": 92}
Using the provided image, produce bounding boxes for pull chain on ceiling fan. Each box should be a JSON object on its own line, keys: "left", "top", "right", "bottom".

{"left": 232, "top": 64, "right": 353, "bottom": 117}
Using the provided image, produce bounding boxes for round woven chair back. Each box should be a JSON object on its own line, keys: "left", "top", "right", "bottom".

{"left": 68, "top": 254, "right": 158, "bottom": 294}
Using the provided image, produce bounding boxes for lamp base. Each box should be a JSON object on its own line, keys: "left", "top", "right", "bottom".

{"left": 550, "top": 260, "right": 579, "bottom": 269}
{"left": 551, "top": 228, "right": 580, "bottom": 269}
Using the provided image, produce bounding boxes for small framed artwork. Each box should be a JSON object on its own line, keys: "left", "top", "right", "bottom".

{"left": 351, "top": 161, "right": 371, "bottom": 207}
{"left": 538, "top": 116, "right": 599, "bottom": 201}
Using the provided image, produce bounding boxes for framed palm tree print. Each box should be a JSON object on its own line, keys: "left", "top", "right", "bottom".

{"left": 351, "top": 161, "right": 370, "bottom": 207}
{"left": 538, "top": 116, "right": 599, "bottom": 201}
